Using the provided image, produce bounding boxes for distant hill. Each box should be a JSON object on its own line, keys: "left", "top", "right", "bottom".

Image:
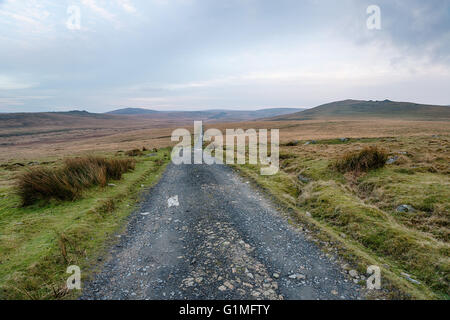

{"left": 106, "top": 107, "right": 304, "bottom": 122}
{"left": 268, "top": 100, "right": 450, "bottom": 121}
{"left": 0, "top": 108, "right": 304, "bottom": 135}
{"left": 106, "top": 108, "right": 159, "bottom": 115}
{"left": 0, "top": 111, "right": 115, "bottom": 130}
{"left": 251, "top": 108, "right": 306, "bottom": 119}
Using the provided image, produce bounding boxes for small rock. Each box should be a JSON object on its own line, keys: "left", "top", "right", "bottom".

{"left": 224, "top": 281, "right": 234, "bottom": 290}
{"left": 401, "top": 272, "right": 421, "bottom": 284}
{"left": 263, "top": 290, "right": 274, "bottom": 297}
{"left": 273, "top": 273, "right": 280, "bottom": 279}
{"left": 168, "top": 195, "right": 179, "bottom": 208}
{"left": 396, "top": 204, "right": 415, "bottom": 213}
{"left": 140, "top": 212, "right": 150, "bottom": 216}
{"left": 340, "top": 138, "right": 349, "bottom": 142}
{"left": 195, "top": 277, "right": 203, "bottom": 283}
{"left": 386, "top": 156, "right": 399, "bottom": 165}
{"left": 298, "top": 174, "right": 311, "bottom": 183}
{"left": 407, "top": 278, "right": 421, "bottom": 284}
{"left": 331, "top": 290, "right": 338, "bottom": 295}
{"left": 218, "top": 285, "right": 227, "bottom": 291}
{"left": 349, "top": 270, "right": 358, "bottom": 278}
{"left": 108, "top": 183, "right": 116, "bottom": 187}
{"left": 289, "top": 274, "right": 305, "bottom": 280}
{"left": 401, "top": 272, "right": 411, "bottom": 277}
{"left": 305, "top": 211, "right": 312, "bottom": 218}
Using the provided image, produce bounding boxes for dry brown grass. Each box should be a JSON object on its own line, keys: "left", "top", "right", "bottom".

{"left": 334, "top": 146, "right": 388, "bottom": 173}
{"left": 1, "top": 118, "right": 449, "bottom": 164}
{"left": 208, "top": 119, "right": 450, "bottom": 142}
{"left": 125, "top": 149, "right": 144, "bottom": 157}
{"left": 17, "top": 157, "right": 135, "bottom": 206}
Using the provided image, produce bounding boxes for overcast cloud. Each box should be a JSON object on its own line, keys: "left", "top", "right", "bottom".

{"left": 0, "top": 0, "right": 449, "bottom": 112}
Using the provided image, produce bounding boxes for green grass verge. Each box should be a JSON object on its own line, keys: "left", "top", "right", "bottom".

{"left": 0, "top": 148, "right": 171, "bottom": 299}
{"left": 233, "top": 138, "right": 449, "bottom": 300}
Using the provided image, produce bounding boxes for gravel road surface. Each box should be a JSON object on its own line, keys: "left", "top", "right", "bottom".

{"left": 81, "top": 161, "right": 364, "bottom": 300}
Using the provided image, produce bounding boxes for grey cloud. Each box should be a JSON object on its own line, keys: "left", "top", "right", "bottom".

{"left": 0, "top": 0, "right": 449, "bottom": 112}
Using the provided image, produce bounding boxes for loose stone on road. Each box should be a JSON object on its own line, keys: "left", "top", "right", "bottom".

{"left": 81, "top": 161, "right": 364, "bottom": 300}
{"left": 168, "top": 195, "right": 179, "bottom": 208}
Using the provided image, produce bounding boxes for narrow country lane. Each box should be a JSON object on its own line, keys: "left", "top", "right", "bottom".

{"left": 81, "top": 161, "right": 364, "bottom": 300}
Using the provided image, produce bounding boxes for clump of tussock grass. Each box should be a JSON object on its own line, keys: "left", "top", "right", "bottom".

{"left": 17, "top": 157, "right": 135, "bottom": 206}
{"left": 125, "top": 149, "right": 144, "bottom": 157}
{"left": 334, "top": 146, "right": 388, "bottom": 173}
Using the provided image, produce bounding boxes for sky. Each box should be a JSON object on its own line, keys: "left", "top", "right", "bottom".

{"left": 0, "top": 0, "right": 449, "bottom": 113}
